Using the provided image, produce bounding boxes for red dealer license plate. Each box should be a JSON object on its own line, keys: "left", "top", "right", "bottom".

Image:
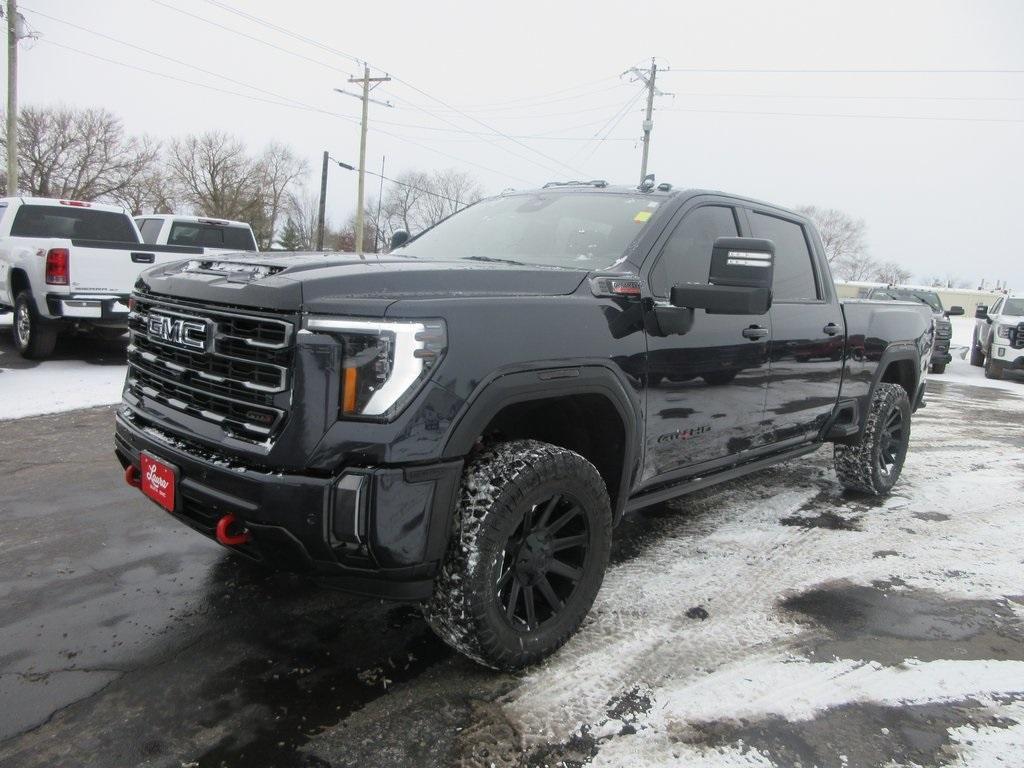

{"left": 140, "top": 452, "right": 177, "bottom": 512}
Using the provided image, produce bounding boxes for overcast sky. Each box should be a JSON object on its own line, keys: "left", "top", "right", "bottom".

{"left": 9, "top": 0, "right": 1024, "bottom": 288}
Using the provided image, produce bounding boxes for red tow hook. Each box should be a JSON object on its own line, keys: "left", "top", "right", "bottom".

{"left": 125, "top": 465, "right": 141, "bottom": 488}
{"left": 216, "top": 513, "right": 252, "bottom": 546}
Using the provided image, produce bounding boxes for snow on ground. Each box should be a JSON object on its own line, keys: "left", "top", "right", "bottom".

{"left": 0, "top": 315, "right": 128, "bottom": 420}
{"left": 491, "top": 379, "right": 1024, "bottom": 765}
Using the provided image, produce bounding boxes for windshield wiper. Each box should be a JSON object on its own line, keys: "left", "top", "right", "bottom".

{"left": 462, "top": 255, "right": 526, "bottom": 266}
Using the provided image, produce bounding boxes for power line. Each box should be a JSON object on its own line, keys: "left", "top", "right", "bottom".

{"left": 33, "top": 37, "right": 537, "bottom": 185}
{"left": 179, "top": 0, "right": 598, "bottom": 178}
{"left": 329, "top": 155, "right": 463, "bottom": 205}
{"left": 148, "top": 0, "right": 353, "bottom": 78}
{"left": 663, "top": 91, "right": 1024, "bottom": 103}
{"left": 661, "top": 67, "right": 1024, "bottom": 74}
{"left": 658, "top": 106, "right": 1024, "bottom": 124}
{"left": 24, "top": 7, "right": 322, "bottom": 113}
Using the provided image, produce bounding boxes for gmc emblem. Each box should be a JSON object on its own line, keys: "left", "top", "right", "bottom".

{"left": 148, "top": 314, "right": 208, "bottom": 351}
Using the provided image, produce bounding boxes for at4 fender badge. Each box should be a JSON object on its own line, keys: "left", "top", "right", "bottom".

{"left": 658, "top": 425, "right": 711, "bottom": 443}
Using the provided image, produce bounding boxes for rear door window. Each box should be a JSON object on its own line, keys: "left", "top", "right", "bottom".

{"left": 137, "top": 218, "right": 163, "bottom": 244}
{"left": 11, "top": 205, "right": 139, "bottom": 243}
{"left": 749, "top": 212, "right": 819, "bottom": 302}
{"left": 168, "top": 222, "right": 256, "bottom": 250}
{"left": 650, "top": 205, "right": 739, "bottom": 297}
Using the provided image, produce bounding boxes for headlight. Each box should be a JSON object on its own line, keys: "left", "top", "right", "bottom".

{"left": 304, "top": 316, "right": 447, "bottom": 421}
{"left": 996, "top": 324, "right": 1013, "bottom": 340}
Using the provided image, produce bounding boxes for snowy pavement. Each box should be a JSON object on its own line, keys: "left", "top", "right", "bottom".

{"left": 1, "top": 316, "right": 1023, "bottom": 767}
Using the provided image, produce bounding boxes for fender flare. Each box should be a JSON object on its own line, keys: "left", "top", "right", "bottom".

{"left": 440, "top": 361, "right": 642, "bottom": 520}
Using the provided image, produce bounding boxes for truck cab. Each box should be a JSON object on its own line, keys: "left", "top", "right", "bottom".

{"left": 134, "top": 215, "right": 259, "bottom": 254}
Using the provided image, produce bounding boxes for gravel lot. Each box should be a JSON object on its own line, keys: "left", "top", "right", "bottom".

{"left": 1, "top": 319, "right": 1023, "bottom": 767}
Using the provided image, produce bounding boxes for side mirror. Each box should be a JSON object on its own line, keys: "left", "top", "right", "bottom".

{"left": 670, "top": 237, "right": 775, "bottom": 315}
{"left": 390, "top": 230, "right": 410, "bottom": 249}
{"left": 975, "top": 305, "right": 989, "bottom": 320}
{"left": 945, "top": 305, "right": 964, "bottom": 317}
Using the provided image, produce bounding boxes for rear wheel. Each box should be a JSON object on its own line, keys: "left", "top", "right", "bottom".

{"left": 984, "top": 356, "right": 1004, "bottom": 380}
{"left": 929, "top": 362, "right": 946, "bottom": 375}
{"left": 834, "top": 383, "right": 911, "bottom": 496}
{"left": 13, "top": 291, "right": 58, "bottom": 360}
{"left": 970, "top": 331, "right": 985, "bottom": 367}
{"left": 423, "top": 439, "right": 612, "bottom": 670}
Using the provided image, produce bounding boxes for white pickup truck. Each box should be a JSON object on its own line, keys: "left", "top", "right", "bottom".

{"left": 972, "top": 292, "right": 1024, "bottom": 380}
{"left": 134, "top": 214, "right": 258, "bottom": 254}
{"left": 0, "top": 197, "right": 202, "bottom": 359}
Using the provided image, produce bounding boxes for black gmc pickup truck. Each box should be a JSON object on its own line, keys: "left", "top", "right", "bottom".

{"left": 116, "top": 183, "right": 933, "bottom": 669}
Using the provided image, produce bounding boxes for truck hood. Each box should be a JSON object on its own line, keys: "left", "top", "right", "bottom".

{"left": 137, "top": 252, "right": 591, "bottom": 316}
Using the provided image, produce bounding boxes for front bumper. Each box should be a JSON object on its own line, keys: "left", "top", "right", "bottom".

{"left": 114, "top": 408, "right": 463, "bottom": 600}
{"left": 991, "top": 340, "right": 1024, "bottom": 369}
{"left": 46, "top": 292, "right": 131, "bottom": 322}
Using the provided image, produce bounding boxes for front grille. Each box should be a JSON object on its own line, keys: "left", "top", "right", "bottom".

{"left": 1013, "top": 322, "right": 1024, "bottom": 350}
{"left": 126, "top": 295, "right": 295, "bottom": 442}
{"left": 935, "top": 325, "right": 952, "bottom": 340}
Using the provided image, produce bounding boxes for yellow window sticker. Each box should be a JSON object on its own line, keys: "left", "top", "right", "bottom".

{"left": 634, "top": 211, "right": 652, "bottom": 223}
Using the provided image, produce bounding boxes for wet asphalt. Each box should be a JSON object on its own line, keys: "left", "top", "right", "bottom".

{"left": 1, "top": 378, "right": 1022, "bottom": 767}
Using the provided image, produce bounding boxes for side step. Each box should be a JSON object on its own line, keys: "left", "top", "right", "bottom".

{"left": 625, "top": 443, "right": 820, "bottom": 513}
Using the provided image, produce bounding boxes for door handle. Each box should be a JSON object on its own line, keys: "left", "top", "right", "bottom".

{"left": 823, "top": 322, "right": 840, "bottom": 336}
{"left": 131, "top": 252, "right": 156, "bottom": 264}
{"left": 742, "top": 325, "right": 768, "bottom": 340}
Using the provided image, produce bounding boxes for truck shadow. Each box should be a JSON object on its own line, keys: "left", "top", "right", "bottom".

{"left": 0, "top": 322, "right": 128, "bottom": 370}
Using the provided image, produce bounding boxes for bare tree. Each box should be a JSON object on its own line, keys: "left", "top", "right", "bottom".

{"left": 5, "top": 106, "right": 159, "bottom": 202}
{"left": 166, "top": 131, "right": 263, "bottom": 222}
{"left": 874, "top": 261, "right": 913, "bottom": 285}
{"left": 374, "top": 168, "right": 484, "bottom": 247}
{"left": 796, "top": 204, "right": 877, "bottom": 281}
{"left": 254, "top": 141, "right": 307, "bottom": 249}
{"left": 282, "top": 188, "right": 320, "bottom": 250}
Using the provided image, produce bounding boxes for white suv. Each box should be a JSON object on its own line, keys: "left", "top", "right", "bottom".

{"left": 972, "top": 293, "right": 1024, "bottom": 380}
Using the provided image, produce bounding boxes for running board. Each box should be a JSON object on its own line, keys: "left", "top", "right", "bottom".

{"left": 625, "top": 443, "right": 821, "bottom": 513}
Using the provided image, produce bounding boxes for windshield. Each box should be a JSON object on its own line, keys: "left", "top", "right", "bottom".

{"left": 1002, "top": 298, "right": 1024, "bottom": 316}
{"left": 870, "top": 288, "right": 943, "bottom": 312}
{"left": 391, "top": 192, "right": 659, "bottom": 268}
{"left": 11, "top": 204, "right": 139, "bottom": 243}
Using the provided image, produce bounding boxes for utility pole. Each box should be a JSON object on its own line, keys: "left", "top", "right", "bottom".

{"left": 335, "top": 66, "right": 391, "bottom": 253}
{"left": 6, "top": 0, "right": 20, "bottom": 194}
{"left": 624, "top": 58, "right": 670, "bottom": 186}
{"left": 316, "top": 150, "right": 328, "bottom": 250}
{"left": 374, "top": 155, "right": 384, "bottom": 253}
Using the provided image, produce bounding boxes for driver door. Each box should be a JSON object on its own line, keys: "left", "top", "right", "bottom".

{"left": 640, "top": 202, "right": 772, "bottom": 484}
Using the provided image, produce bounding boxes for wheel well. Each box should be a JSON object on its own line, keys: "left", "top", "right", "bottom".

{"left": 480, "top": 394, "right": 627, "bottom": 508}
{"left": 879, "top": 358, "right": 916, "bottom": 401}
{"left": 10, "top": 268, "right": 30, "bottom": 298}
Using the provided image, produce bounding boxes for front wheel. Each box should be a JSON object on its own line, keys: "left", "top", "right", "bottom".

{"left": 834, "top": 382, "right": 911, "bottom": 496}
{"left": 423, "top": 440, "right": 612, "bottom": 670}
{"left": 984, "top": 356, "right": 1004, "bottom": 380}
{"left": 930, "top": 362, "right": 946, "bottom": 375}
{"left": 13, "top": 290, "right": 58, "bottom": 360}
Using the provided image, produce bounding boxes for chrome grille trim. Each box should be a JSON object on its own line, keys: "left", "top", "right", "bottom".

{"left": 126, "top": 295, "right": 294, "bottom": 441}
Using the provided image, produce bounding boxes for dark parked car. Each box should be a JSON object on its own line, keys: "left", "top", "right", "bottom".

{"left": 866, "top": 286, "right": 963, "bottom": 374}
{"left": 116, "top": 182, "right": 933, "bottom": 669}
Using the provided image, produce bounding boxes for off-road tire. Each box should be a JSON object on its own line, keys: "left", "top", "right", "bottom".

{"left": 834, "top": 382, "right": 911, "bottom": 496}
{"left": 970, "top": 331, "right": 985, "bottom": 367}
{"left": 984, "top": 356, "right": 1004, "bottom": 380}
{"left": 929, "top": 362, "right": 946, "bottom": 375}
{"left": 13, "top": 290, "right": 58, "bottom": 360}
{"left": 423, "top": 439, "right": 612, "bottom": 670}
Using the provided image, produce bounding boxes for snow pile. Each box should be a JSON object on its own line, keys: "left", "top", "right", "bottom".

{"left": 0, "top": 315, "right": 128, "bottom": 420}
